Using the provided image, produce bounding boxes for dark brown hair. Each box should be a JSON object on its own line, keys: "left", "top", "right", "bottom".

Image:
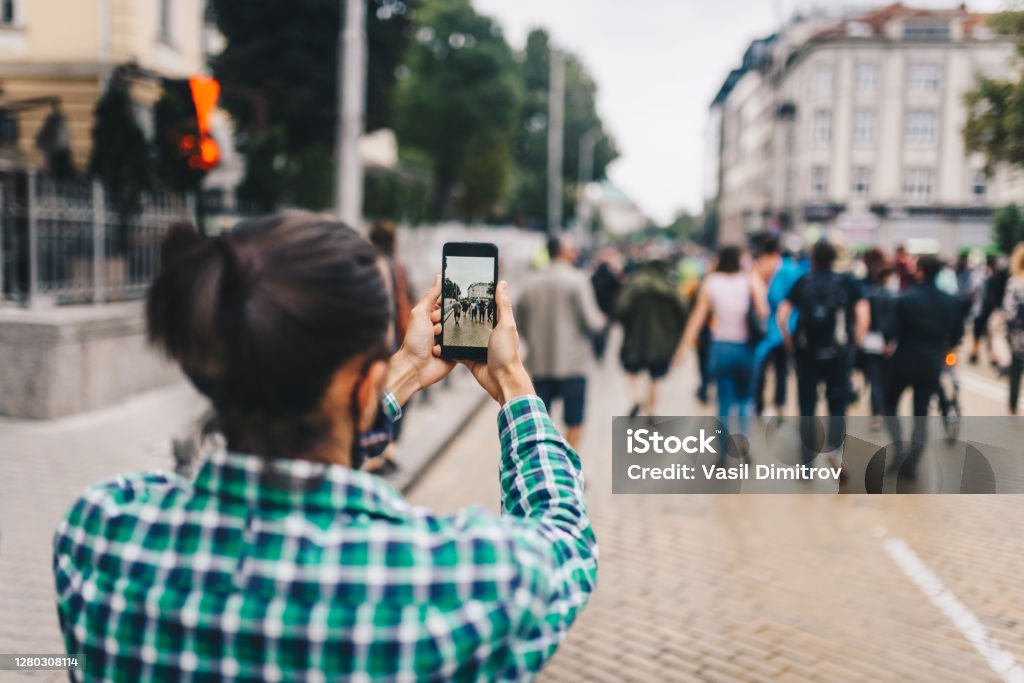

{"left": 147, "top": 213, "right": 390, "bottom": 459}
{"left": 715, "top": 245, "right": 742, "bottom": 274}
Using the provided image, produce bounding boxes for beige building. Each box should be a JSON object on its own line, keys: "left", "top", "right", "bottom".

{"left": 0, "top": 0, "right": 206, "bottom": 170}
{"left": 712, "top": 3, "right": 1024, "bottom": 254}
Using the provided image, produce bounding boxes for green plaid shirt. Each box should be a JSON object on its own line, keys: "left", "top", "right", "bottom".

{"left": 53, "top": 395, "right": 597, "bottom": 682}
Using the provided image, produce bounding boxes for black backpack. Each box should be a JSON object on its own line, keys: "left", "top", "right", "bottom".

{"left": 795, "top": 272, "right": 849, "bottom": 359}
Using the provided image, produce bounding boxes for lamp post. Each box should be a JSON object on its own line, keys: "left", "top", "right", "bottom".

{"left": 336, "top": 0, "right": 366, "bottom": 230}
{"left": 547, "top": 45, "right": 565, "bottom": 236}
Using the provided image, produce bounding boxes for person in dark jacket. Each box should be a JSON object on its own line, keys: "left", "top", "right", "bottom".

{"left": 861, "top": 262, "right": 898, "bottom": 427}
{"left": 617, "top": 260, "right": 688, "bottom": 416}
{"left": 590, "top": 248, "right": 625, "bottom": 361}
{"left": 884, "top": 255, "right": 968, "bottom": 481}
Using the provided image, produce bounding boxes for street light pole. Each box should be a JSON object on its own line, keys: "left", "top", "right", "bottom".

{"left": 547, "top": 45, "right": 565, "bottom": 236}
{"left": 336, "top": 0, "right": 366, "bottom": 230}
{"left": 576, "top": 127, "right": 599, "bottom": 239}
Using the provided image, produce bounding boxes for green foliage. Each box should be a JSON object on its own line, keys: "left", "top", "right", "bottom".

{"left": 458, "top": 133, "right": 513, "bottom": 221}
{"left": 663, "top": 211, "right": 701, "bottom": 242}
{"left": 209, "top": 0, "right": 418, "bottom": 210}
{"left": 394, "top": 0, "right": 522, "bottom": 220}
{"left": 965, "top": 12, "right": 1024, "bottom": 175}
{"left": 994, "top": 203, "right": 1024, "bottom": 255}
{"left": 236, "top": 126, "right": 289, "bottom": 213}
{"left": 364, "top": 167, "right": 430, "bottom": 224}
{"left": 89, "top": 80, "right": 151, "bottom": 215}
{"left": 442, "top": 273, "right": 461, "bottom": 300}
{"left": 508, "top": 29, "right": 619, "bottom": 230}
{"left": 152, "top": 83, "right": 207, "bottom": 193}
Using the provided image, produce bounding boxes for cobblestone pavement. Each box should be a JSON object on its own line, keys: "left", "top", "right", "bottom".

{"left": 442, "top": 310, "right": 493, "bottom": 348}
{"left": 408, "top": 345, "right": 1024, "bottom": 682}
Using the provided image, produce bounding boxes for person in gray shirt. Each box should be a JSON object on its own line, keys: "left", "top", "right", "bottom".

{"left": 517, "top": 236, "right": 606, "bottom": 448}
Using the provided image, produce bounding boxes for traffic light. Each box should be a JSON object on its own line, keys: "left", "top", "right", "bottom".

{"left": 180, "top": 75, "right": 220, "bottom": 171}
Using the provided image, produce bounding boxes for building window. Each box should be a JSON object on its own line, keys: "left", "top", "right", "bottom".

{"left": 973, "top": 170, "right": 987, "bottom": 199}
{"left": 909, "top": 63, "right": 941, "bottom": 92}
{"left": 853, "top": 167, "right": 871, "bottom": 197}
{"left": 812, "top": 166, "right": 828, "bottom": 199}
{"left": 813, "top": 109, "right": 832, "bottom": 145}
{"left": 904, "top": 22, "right": 951, "bottom": 41}
{"left": 159, "top": 0, "right": 173, "bottom": 43}
{"left": 1, "top": 0, "right": 16, "bottom": 25}
{"left": 856, "top": 64, "right": 879, "bottom": 92}
{"left": 816, "top": 64, "right": 834, "bottom": 94}
{"left": 904, "top": 168, "right": 933, "bottom": 202}
{"left": 905, "top": 109, "right": 937, "bottom": 146}
{"left": 854, "top": 110, "right": 875, "bottom": 145}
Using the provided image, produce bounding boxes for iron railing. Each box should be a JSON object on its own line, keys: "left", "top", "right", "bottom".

{"left": 0, "top": 171, "right": 193, "bottom": 306}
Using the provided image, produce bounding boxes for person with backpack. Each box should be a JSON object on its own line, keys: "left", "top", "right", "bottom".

{"left": 617, "top": 259, "right": 688, "bottom": 416}
{"left": 1003, "top": 244, "right": 1024, "bottom": 416}
{"left": 778, "top": 240, "right": 869, "bottom": 469}
{"left": 590, "top": 247, "right": 625, "bottom": 361}
{"left": 884, "top": 255, "right": 968, "bottom": 481}
{"left": 749, "top": 232, "right": 806, "bottom": 417}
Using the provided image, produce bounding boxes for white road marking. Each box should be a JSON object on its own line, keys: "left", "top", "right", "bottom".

{"left": 958, "top": 371, "right": 1021, "bottom": 410}
{"left": 883, "top": 537, "right": 1024, "bottom": 683}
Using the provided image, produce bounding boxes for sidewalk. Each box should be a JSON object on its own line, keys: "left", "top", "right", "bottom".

{"left": 0, "top": 369, "right": 488, "bottom": 675}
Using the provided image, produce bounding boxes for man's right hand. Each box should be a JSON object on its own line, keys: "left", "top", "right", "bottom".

{"left": 462, "top": 280, "right": 535, "bottom": 405}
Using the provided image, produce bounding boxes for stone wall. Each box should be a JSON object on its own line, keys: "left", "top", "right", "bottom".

{"left": 0, "top": 303, "right": 182, "bottom": 419}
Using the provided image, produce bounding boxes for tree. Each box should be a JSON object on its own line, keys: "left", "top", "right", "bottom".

{"left": 442, "top": 273, "right": 461, "bottom": 301}
{"left": 508, "top": 29, "right": 619, "bottom": 230}
{"left": 965, "top": 13, "right": 1024, "bottom": 176}
{"left": 393, "top": 0, "right": 522, "bottom": 220}
{"left": 993, "top": 203, "right": 1024, "bottom": 255}
{"left": 663, "top": 211, "right": 701, "bottom": 242}
{"left": 88, "top": 77, "right": 151, "bottom": 253}
{"left": 208, "top": 0, "right": 419, "bottom": 209}
{"left": 152, "top": 81, "right": 208, "bottom": 194}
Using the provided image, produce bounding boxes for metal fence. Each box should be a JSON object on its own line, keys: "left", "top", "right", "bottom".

{"left": 0, "top": 171, "right": 194, "bottom": 306}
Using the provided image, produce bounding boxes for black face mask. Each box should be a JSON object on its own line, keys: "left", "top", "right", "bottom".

{"left": 348, "top": 350, "right": 388, "bottom": 471}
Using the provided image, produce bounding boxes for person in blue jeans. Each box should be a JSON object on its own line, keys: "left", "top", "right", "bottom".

{"left": 677, "top": 245, "right": 768, "bottom": 442}
{"left": 750, "top": 232, "right": 807, "bottom": 416}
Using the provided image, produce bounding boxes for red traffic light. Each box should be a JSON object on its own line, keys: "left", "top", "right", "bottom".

{"left": 186, "top": 75, "right": 221, "bottom": 170}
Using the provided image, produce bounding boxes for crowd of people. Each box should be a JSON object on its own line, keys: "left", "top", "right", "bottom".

{"left": 520, "top": 231, "right": 1024, "bottom": 482}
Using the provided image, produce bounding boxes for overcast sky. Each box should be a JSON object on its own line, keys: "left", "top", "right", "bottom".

{"left": 474, "top": 0, "right": 1008, "bottom": 224}
{"left": 445, "top": 256, "right": 495, "bottom": 290}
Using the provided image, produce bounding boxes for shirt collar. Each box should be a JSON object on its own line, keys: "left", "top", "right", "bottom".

{"left": 193, "top": 449, "right": 412, "bottom": 520}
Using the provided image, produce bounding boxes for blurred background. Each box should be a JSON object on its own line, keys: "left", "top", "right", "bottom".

{"left": 3, "top": 1, "right": 1024, "bottom": 681}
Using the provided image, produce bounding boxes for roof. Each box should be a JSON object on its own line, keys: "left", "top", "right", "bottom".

{"left": 809, "top": 3, "right": 992, "bottom": 41}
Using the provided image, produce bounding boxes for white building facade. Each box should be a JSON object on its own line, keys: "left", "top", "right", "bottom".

{"left": 712, "top": 4, "right": 1023, "bottom": 255}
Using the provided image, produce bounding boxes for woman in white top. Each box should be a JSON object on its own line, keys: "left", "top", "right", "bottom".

{"left": 677, "top": 245, "right": 768, "bottom": 436}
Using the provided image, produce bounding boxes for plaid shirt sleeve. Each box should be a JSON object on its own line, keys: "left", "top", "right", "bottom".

{"left": 357, "top": 390, "right": 403, "bottom": 458}
{"left": 496, "top": 395, "right": 598, "bottom": 673}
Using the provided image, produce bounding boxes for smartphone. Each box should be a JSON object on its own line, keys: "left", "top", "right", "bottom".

{"left": 440, "top": 242, "right": 499, "bottom": 361}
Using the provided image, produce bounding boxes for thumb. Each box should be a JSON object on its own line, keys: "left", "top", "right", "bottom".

{"left": 417, "top": 274, "right": 442, "bottom": 311}
{"left": 495, "top": 280, "right": 514, "bottom": 326}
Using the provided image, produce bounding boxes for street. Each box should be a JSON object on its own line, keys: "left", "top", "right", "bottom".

{"left": 442, "top": 306, "right": 494, "bottom": 348}
{"left": 407, "top": 339, "right": 1024, "bottom": 682}
{"left": 1, "top": 327, "right": 1021, "bottom": 681}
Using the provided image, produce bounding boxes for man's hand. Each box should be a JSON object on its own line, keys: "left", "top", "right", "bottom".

{"left": 462, "top": 280, "right": 534, "bottom": 404}
{"left": 387, "top": 275, "right": 455, "bottom": 405}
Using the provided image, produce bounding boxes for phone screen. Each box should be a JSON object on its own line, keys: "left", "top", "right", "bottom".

{"left": 442, "top": 254, "right": 497, "bottom": 352}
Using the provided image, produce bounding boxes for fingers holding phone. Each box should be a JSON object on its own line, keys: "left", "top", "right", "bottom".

{"left": 461, "top": 280, "right": 534, "bottom": 404}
